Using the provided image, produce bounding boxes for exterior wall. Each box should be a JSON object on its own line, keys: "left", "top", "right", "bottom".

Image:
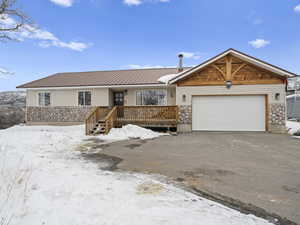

{"left": 176, "top": 84, "right": 286, "bottom": 133}
{"left": 26, "top": 88, "right": 109, "bottom": 124}
{"left": 125, "top": 87, "right": 176, "bottom": 106}
{"left": 287, "top": 97, "right": 300, "bottom": 120}
{"left": 26, "top": 88, "right": 109, "bottom": 107}
{"left": 25, "top": 86, "right": 175, "bottom": 124}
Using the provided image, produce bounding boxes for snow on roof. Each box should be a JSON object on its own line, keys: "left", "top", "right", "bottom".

{"left": 157, "top": 70, "right": 186, "bottom": 84}
{"left": 157, "top": 74, "right": 179, "bottom": 84}
{"left": 287, "top": 94, "right": 300, "bottom": 99}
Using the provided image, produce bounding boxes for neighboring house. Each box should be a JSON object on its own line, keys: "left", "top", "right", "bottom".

{"left": 287, "top": 94, "right": 300, "bottom": 121}
{"left": 17, "top": 49, "right": 296, "bottom": 134}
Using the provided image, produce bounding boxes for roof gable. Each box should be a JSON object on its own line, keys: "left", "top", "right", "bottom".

{"left": 170, "top": 49, "right": 296, "bottom": 84}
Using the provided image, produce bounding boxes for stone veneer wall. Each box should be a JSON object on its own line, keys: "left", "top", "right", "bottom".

{"left": 26, "top": 106, "right": 96, "bottom": 123}
{"left": 178, "top": 103, "right": 286, "bottom": 133}
{"left": 269, "top": 103, "right": 286, "bottom": 133}
{"left": 178, "top": 105, "right": 192, "bottom": 132}
{"left": 178, "top": 105, "right": 192, "bottom": 124}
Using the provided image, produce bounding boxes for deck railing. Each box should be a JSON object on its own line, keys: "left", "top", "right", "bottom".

{"left": 116, "top": 106, "right": 178, "bottom": 127}
{"left": 104, "top": 106, "right": 118, "bottom": 134}
{"left": 85, "top": 105, "right": 178, "bottom": 135}
{"left": 85, "top": 107, "right": 110, "bottom": 135}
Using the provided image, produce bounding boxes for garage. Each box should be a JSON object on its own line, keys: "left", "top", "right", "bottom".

{"left": 192, "top": 95, "right": 266, "bottom": 131}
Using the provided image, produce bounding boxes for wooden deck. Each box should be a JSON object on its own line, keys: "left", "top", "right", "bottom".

{"left": 85, "top": 106, "right": 178, "bottom": 135}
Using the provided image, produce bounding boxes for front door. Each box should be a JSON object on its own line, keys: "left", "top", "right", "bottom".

{"left": 114, "top": 92, "right": 124, "bottom": 106}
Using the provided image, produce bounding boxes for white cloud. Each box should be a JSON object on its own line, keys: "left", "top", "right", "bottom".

{"left": 0, "top": 67, "right": 14, "bottom": 79}
{"left": 294, "top": 5, "right": 300, "bottom": 13}
{"left": 39, "top": 40, "right": 89, "bottom": 51}
{"left": 179, "top": 52, "right": 201, "bottom": 60}
{"left": 127, "top": 64, "right": 164, "bottom": 69}
{"left": 0, "top": 15, "right": 90, "bottom": 51}
{"left": 248, "top": 39, "right": 270, "bottom": 48}
{"left": 124, "top": 0, "right": 142, "bottom": 6}
{"left": 124, "top": 0, "right": 170, "bottom": 6}
{"left": 50, "top": 0, "right": 74, "bottom": 7}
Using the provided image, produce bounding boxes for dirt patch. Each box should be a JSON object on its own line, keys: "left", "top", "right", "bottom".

{"left": 136, "top": 181, "right": 164, "bottom": 195}
{"left": 76, "top": 140, "right": 110, "bottom": 153}
{"left": 124, "top": 143, "right": 142, "bottom": 149}
{"left": 282, "top": 185, "right": 300, "bottom": 194}
{"left": 81, "top": 153, "right": 122, "bottom": 171}
{"left": 139, "top": 139, "right": 148, "bottom": 144}
{"left": 84, "top": 138, "right": 105, "bottom": 144}
{"left": 183, "top": 168, "right": 235, "bottom": 181}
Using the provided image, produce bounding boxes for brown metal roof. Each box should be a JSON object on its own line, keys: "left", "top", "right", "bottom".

{"left": 17, "top": 67, "right": 191, "bottom": 88}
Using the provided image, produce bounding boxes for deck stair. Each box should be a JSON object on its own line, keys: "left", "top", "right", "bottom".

{"left": 90, "top": 120, "right": 106, "bottom": 135}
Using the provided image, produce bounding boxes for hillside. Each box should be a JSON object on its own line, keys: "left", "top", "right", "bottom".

{"left": 0, "top": 91, "right": 26, "bottom": 129}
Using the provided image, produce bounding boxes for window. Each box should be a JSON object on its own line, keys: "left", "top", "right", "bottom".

{"left": 78, "top": 91, "right": 91, "bottom": 106}
{"left": 136, "top": 89, "right": 167, "bottom": 105}
{"left": 38, "top": 92, "right": 51, "bottom": 106}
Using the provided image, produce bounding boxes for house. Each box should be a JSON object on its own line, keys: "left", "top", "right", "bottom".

{"left": 17, "top": 49, "right": 296, "bottom": 134}
{"left": 287, "top": 94, "right": 300, "bottom": 121}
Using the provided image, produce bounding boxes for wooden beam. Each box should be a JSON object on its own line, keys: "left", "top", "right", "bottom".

{"left": 265, "top": 95, "right": 269, "bottom": 132}
{"left": 177, "top": 79, "right": 284, "bottom": 86}
{"left": 232, "top": 63, "right": 247, "bottom": 77}
{"left": 226, "top": 55, "right": 232, "bottom": 80}
{"left": 212, "top": 65, "right": 226, "bottom": 80}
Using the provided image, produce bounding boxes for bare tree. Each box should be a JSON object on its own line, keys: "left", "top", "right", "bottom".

{"left": 0, "top": 0, "right": 30, "bottom": 42}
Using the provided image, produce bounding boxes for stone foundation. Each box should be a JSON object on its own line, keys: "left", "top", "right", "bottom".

{"left": 269, "top": 103, "right": 286, "bottom": 133}
{"left": 26, "top": 106, "right": 96, "bottom": 123}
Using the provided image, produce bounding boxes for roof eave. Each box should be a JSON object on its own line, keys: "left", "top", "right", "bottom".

{"left": 17, "top": 83, "right": 168, "bottom": 90}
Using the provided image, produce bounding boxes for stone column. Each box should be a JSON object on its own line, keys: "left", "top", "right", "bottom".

{"left": 268, "top": 103, "right": 286, "bottom": 133}
{"left": 177, "top": 105, "right": 192, "bottom": 132}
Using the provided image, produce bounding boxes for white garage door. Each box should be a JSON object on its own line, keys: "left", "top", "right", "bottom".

{"left": 192, "top": 95, "right": 266, "bottom": 131}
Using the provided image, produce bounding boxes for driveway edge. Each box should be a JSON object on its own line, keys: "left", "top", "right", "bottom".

{"left": 189, "top": 187, "right": 298, "bottom": 225}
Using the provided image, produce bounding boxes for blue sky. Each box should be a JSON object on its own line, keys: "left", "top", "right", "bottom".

{"left": 0, "top": 0, "right": 300, "bottom": 91}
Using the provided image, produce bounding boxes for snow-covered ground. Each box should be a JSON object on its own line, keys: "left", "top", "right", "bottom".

{"left": 0, "top": 125, "right": 273, "bottom": 225}
{"left": 286, "top": 120, "right": 300, "bottom": 137}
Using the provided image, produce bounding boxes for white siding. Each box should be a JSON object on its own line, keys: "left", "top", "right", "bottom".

{"left": 26, "top": 88, "right": 109, "bottom": 107}
{"left": 176, "top": 84, "right": 286, "bottom": 105}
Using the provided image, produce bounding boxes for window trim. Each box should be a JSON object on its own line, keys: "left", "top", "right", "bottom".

{"left": 78, "top": 90, "right": 92, "bottom": 106}
{"left": 135, "top": 89, "right": 167, "bottom": 106}
{"left": 37, "top": 92, "right": 51, "bottom": 107}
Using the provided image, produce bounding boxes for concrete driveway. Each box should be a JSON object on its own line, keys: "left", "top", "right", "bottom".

{"left": 101, "top": 132, "right": 300, "bottom": 224}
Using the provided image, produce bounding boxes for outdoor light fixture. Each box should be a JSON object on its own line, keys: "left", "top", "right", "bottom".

{"left": 182, "top": 94, "right": 186, "bottom": 102}
{"left": 225, "top": 80, "right": 232, "bottom": 89}
{"left": 275, "top": 93, "right": 280, "bottom": 100}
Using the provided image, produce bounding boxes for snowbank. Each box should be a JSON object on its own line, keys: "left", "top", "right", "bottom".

{"left": 100, "top": 124, "right": 168, "bottom": 141}
{"left": 0, "top": 125, "right": 273, "bottom": 225}
{"left": 286, "top": 121, "right": 300, "bottom": 135}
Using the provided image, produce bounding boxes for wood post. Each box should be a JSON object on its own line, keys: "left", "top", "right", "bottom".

{"left": 226, "top": 55, "right": 232, "bottom": 80}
